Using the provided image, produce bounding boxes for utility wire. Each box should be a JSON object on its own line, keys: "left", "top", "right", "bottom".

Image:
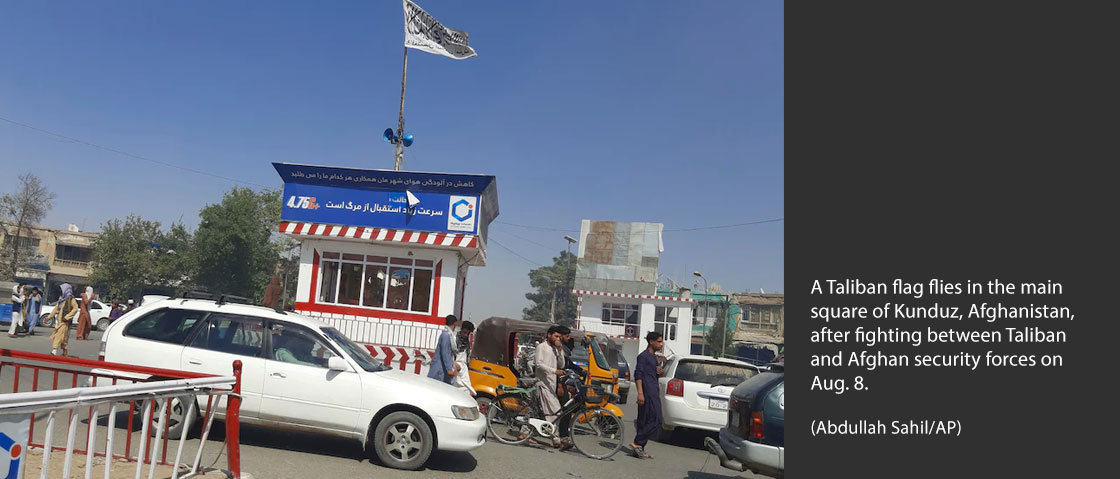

{"left": 493, "top": 227, "right": 563, "bottom": 252}
{"left": 667, "top": 217, "right": 783, "bottom": 231}
{"left": 488, "top": 236, "right": 543, "bottom": 267}
{"left": 0, "top": 115, "right": 272, "bottom": 188}
{"left": 494, "top": 221, "right": 579, "bottom": 232}
{"left": 495, "top": 218, "right": 784, "bottom": 232}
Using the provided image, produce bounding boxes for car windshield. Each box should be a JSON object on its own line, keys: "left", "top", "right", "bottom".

{"left": 321, "top": 327, "right": 391, "bottom": 372}
{"left": 588, "top": 336, "right": 609, "bottom": 370}
{"left": 675, "top": 360, "right": 757, "bottom": 387}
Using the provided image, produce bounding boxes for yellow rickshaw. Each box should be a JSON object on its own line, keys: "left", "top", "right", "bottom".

{"left": 468, "top": 317, "right": 624, "bottom": 420}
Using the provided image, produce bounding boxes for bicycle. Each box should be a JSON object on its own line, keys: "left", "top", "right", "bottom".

{"left": 486, "top": 370, "right": 625, "bottom": 459}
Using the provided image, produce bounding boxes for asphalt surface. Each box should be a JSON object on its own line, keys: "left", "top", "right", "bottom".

{"left": 1, "top": 326, "right": 773, "bottom": 479}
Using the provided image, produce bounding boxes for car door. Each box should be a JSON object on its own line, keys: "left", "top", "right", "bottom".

{"left": 182, "top": 313, "right": 266, "bottom": 419}
{"left": 110, "top": 307, "right": 203, "bottom": 370}
{"left": 260, "top": 321, "right": 362, "bottom": 434}
{"left": 88, "top": 300, "right": 106, "bottom": 321}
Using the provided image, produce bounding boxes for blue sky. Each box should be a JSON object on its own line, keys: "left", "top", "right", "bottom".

{"left": 0, "top": 0, "right": 783, "bottom": 320}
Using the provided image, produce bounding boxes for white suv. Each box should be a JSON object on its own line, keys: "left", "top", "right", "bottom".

{"left": 100, "top": 296, "right": 485, "bottom": 470}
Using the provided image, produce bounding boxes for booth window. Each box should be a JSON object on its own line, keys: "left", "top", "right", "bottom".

{"left": 318, "top": 250, "right": 435, "bottom": 313}
{"left": 601, "top": 303, "right": 639, "bottom": 325}
{"left": 319, "top": 254, "right": 340, "bottom": 303}
{"left": 654, "top": 306, "right": 678, "bottom": 341}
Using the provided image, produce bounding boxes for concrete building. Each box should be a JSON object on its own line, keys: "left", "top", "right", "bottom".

{"left": 731, "top": 292, "right": 784, "bottom": 363}
{"left": 1, "top": 224, "right": 98, "bottom": 301}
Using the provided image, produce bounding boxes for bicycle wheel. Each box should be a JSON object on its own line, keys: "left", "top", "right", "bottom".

{"left": 487, "top": 393, "right": 534, "bottom": 445}
{"left": 569, "top": 406, "right": 625, "bottom": 459}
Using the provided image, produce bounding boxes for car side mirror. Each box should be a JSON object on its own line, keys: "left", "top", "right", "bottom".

{"left": 328, "top": 356, "right": 351, "bottom": 372}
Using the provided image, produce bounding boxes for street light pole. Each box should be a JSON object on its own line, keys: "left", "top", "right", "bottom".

{"left": 564, "top": 235, "right": 577, "bottom": 326}
{"left": 694, "top": 271, "right": 708, "bottom": 356}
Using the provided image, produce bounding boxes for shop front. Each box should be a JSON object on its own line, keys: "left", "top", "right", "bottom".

{"left": 275, "top": 163, "right": 497, "bottom": 373}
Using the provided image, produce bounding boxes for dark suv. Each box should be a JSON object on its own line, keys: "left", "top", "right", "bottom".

{"left": 705, "top": 362, "right": 784, "bottom": 478}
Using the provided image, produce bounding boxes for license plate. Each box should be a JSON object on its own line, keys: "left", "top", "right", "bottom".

{"left": 709, "top": 398, "right": 729, "bottom": 410}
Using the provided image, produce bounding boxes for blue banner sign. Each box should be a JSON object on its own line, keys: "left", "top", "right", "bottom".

{"left": 273, "top": 163, "right": 493, "bottom": 195}
{"left": 281, "top": 183, "right": 480, "bottom": 235}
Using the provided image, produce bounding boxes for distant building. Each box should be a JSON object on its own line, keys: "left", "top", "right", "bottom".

{"left": 572, "top": 220, "right": 696, "bottom": 367}
{"left": 1, "top": 224, "right": 99, "bottom": 302}
{"left": 729, "top": 292, "right": 784, "bottom": 364}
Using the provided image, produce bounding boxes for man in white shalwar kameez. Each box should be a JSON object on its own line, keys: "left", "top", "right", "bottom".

{"left": 534, "top": 326, "right": 573, "bottom": 449}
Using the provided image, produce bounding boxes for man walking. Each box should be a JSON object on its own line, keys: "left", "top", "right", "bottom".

{"left": 8, "top": 284, "right": 26, "bottom": 337}
{"left": 427, "top": 314, "right": 460, "bottom": 385}
{"left": 632, "top": 331, "right": 665, "bottom": 459}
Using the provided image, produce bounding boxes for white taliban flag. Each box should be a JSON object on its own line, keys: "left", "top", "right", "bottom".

{"left": 403, "top": 0, "right": 478, "bottom": 60}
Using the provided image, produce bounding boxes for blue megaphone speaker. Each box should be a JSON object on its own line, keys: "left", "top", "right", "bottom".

{"left": 383, "top": 128, "right": 396, "bottom": 143}
{"left": 402, "top": 132, "right": 414, "bottom": 147}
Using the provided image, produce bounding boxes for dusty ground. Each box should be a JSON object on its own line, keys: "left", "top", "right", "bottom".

{"left": 23, "top": 448, "right": 238, "bottom": 479}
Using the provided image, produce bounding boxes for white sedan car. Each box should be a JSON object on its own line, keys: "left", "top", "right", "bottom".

{"left": 39, "top": 299, "right": 114, "bottom": 330}
{"left": 659, "top": 355, "right": 761, "bottom": 436}
{"left": 100, "top": 296, "right": 485, "bottom": 470}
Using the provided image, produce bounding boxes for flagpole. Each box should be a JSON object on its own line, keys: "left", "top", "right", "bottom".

{"left": 394, "top": 46, "right": 409, "bottom": 171}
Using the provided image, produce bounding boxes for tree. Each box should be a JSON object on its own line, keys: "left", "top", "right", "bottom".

{"left": 0, "top": 173, "right": 55, "bottom": 280}
{"left": 522, "top": 250, "right": 578, "bottom": 325}
{"left": 193, "top": 188, "right": 282, "bottom": 301}
{"left": 88, "top": 215, "right": 196, "bottom": 301}
{"left": 704, "top": 316, "right": 736, "bottom": 359}
{"left": 276, "top": 237, "right": 300, "bottom": 309}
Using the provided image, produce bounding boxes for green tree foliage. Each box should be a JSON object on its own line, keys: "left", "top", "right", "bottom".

{"left": 522, "top": 250, "right": 577, "bottom": 325}
{"left": 89, "top": 215, "right": 195, "bottom": 301}
{"left": 704, "top": 316, "right": 736, "bottom": 359}
{"left": 193, "top": 188, "right": 282, "bottom": 301}
{"left": 1, "top": 173, "right": 55, "bottom": 280}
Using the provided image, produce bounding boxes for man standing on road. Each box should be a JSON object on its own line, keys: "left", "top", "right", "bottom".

{"left": 535, "top": 326, "right": 574, "bottom": 450}
{"left": 25, "top": 287, "right": 42, "bottom": 335}
{"left": 427, "top": 314, "right": 460, "bottom": 385}
{"left": 632, "top": 331, "right": 665, "bottom": 459}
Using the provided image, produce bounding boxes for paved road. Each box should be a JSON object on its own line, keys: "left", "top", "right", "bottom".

{"left": 1, "top": 327, "right": 772, "bottom": 479}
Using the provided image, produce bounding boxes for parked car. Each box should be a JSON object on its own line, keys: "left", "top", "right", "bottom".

{"left": 39, "top": 299, "right": 114, "bottom": 330}
{"left": 100, "top": 295, "right": 486, "bottom": 470}
{"left": 658, "top": 355, "right": 760, "bottom": 437}
{"left": 616, "top": 352, "right": 631, "bottom": 403}
{"left": 705, "top": 363, "right": 785, "bottom": 478}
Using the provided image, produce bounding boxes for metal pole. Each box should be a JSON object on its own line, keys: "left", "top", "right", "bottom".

{"left": 565, "top": 243, "right": 572, "bottom": 323}
{"left": 394, "top": 47, "right": 409, "bottom": 171}
{"left": 721, "top": 294, "right": 728, "bottom": 358}
{"left": 703, "top": 278, "right": 709, "bottom": 356}
{"left": 550, "top": 279, "right": 557, "bottom": 324}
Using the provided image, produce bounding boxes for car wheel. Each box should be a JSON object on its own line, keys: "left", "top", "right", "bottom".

{"left": 40, "top": 314, "right": 54, "bottom": 328}
{"left": 149, "top": 396, "right": 198, "bottom": 439}
{"left": 371, "top": 411, "right": 433, "bottom": 470}
{"left": 96, "top": 318, "right": 110, "bottom": 331}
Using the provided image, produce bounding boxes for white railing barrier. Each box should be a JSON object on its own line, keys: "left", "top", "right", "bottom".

{"left": 0, "top": 376, "right": 235, "bottom": 479}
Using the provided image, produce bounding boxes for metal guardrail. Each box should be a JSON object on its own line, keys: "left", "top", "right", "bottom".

{"left": 0, "top": 349, "right": 243, "bottom": 479}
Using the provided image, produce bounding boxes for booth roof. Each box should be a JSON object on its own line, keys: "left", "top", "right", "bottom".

{"left": 273, "top": 162, "right": 496, "bottom": 196}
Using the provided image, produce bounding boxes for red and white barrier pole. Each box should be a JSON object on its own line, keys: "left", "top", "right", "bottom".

{"left": 225, "top": 360, "right": 243, "bottom": 478}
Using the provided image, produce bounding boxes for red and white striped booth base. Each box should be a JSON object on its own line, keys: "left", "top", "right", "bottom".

{"left": 364, "top": 345, "right": 436, "bottom": 375}
{"left": 298, "top": 309, "right": 444, "bottom": 376}
{"left": 280, "top": 221, "right": 481, "bottom": 249}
